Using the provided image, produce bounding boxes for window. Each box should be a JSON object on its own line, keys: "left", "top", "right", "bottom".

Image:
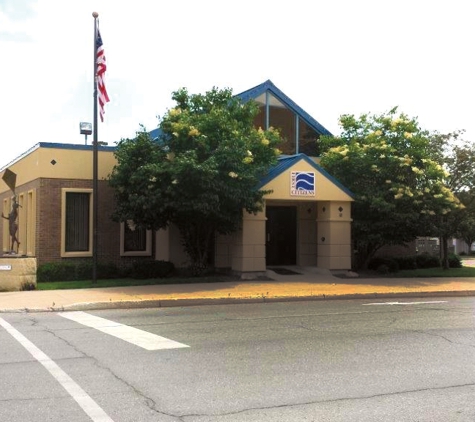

{"left": 252, "top": 91, "right": 322, "bottom": 156}
{"left": 2, "top": 197, "right": 11, "bottom": 253}
{"left": 26, "top": 190, "right": 36, "bottom": 256}
{"left": 61, "top": 189, "right": 93, "bottom": 257}
{"left": 17, "top": 193, "right": 26, "bottom": 255}
{"left": 298, "top": 117, "right": 320, "bottom": 156}
{"left": 120, "top": 221, "right": 152, "bottom": 256}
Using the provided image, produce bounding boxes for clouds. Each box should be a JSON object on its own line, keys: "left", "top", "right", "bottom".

{"left": 0, "top": 0, "right": 473, "bottom": 168}
{"left": 0, "top": 0, "right": 36, "bottom": 20}
{"left": 0, "top": 0, "right": 35, "bottom": 42}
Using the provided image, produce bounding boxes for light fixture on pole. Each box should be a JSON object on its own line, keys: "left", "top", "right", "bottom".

{"left": 80, "top": 122, "right": 93, "bottom": 145}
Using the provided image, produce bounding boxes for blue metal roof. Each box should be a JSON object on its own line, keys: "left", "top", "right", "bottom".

{"left": 148, "top": 128, "right": 162, "bottom": 140}
{"left": 38, "top": 142, "right": 116, "bottom": 152}
{"left": 258, "top": 153, "right": 355, "bottom": 199}
{"left": 236, "top": 80, "right": 333, "bottom": 137}
{"left": 0, "top": 142, "right": 117, "bottom": 172}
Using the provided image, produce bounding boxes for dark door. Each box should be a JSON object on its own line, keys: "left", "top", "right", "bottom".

{"left": 266, "top": 206, "right": 297, "bottom": 266}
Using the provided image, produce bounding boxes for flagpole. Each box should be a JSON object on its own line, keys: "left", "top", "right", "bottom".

{"left": 92, "top": 11, "right": 99, "bottom": 284}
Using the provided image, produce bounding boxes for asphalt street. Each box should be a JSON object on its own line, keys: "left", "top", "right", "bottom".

{"left": 1, "top": 298, "right": 475, "bottom": 421}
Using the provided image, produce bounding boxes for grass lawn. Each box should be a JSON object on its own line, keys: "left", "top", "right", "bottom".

{"left": 390, "top": 266, "right": 475, "bottom": 278}
{"left": 36, "top": 275, "right": 235, "bottom": 290}
{"left": 35, "top": 257, "right": 475, "bottom": 290}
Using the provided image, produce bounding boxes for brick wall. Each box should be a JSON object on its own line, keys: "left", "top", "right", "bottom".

{"left": 1, "top": 177, "right": 159, "bottom": 269}
{"left": 1, "top": 178, "right": 41, "bottom": 255}
{"left": 36, "top": 178, "right": 124, "bottom": 266}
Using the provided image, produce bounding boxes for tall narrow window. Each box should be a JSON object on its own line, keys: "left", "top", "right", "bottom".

{"left": 65, "top": 192, "right": 90, "bottom": 251}
{"left": 61, "top": 189, "right": 93, "bottom": 257}
{"left": 18, "top": 193, "right": 26, "bottom": 255}
{"left": 27, "top": 190, "right": 36, "bottom": 256}
{"left": 298, "top": 117, "right": 320, "bottom": 156}
{"left": 268, "top": 93, "right": 296, "bottom": 155}
{"left": 120, "top": 221, "right": 152, "bottom": 256}
{"left": 2, "top": 197, "right": 11, "bottom": 253}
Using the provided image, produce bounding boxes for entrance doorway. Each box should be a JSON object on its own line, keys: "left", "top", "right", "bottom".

{"left": 266, "top": 206, "right": 297, "bottom": 266}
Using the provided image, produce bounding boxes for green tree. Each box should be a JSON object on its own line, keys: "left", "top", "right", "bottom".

{"left": 319, "top": 108, "right": 461, "bottom": 269}
{"left": 431, "top": 131, "right": 475, "bottom": 265}
{"left": 109, "top": 87, "right": 282, "bottom": 274}
{"left": 454, "top": 190, "right": 475, "bottom": 253}
{"left": 432, "top": 130, "right": 475, "bottom": 192}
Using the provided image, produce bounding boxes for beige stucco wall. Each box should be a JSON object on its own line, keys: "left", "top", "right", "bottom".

{"left": 231, "top": 209, "right": 267, "bottom": 274}
{"left": 215, "top": 232, "right": 234, "bottom": 269}
{"left": 155, "top": 225, "right": 190, "bottom": 268}
{"left": 297, "top": 202, "right": 318, "bottom": 266}
{"left": 261, "top": 159, "right": 353, "bottom": 202}
{"left": 0, "top": 145, "right": 116, "bottom": 194}
{"left": 0, "top": 257, "right": 36, "bottom": 292}
{"left": 316, "top": 201, "right": 352, "bottom": 269}
{"left": 231, "top": 158, "right": 353, "bottom": 272}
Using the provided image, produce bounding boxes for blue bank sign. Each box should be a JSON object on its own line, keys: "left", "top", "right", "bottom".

{"left": 290, "top": 171, "right": 315, "bottom": 196}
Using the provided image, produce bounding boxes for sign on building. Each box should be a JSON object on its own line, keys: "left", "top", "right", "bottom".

{"left": 290, "top": 171, "right": 315, "bottom": 196}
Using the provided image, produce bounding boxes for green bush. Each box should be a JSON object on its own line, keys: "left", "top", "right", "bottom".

{"left": 394, "top": 256, "right": 418, "bottom": 270}
{"left": 376, "top": 264, "right": 390, "bottom": 274}
{"left": 448, "top": 253, "right": 462, "bottom": 268}
{"left": 37, "top": 262, "right": 77, "bottom": 282}
{"left": 131, "top": 260, "right": 175, "bottom": 279}
{"left": 37, "top": 260, "right": 121, "bottom": 282}
{"left": 368, "top": 257, "right": 399, "bottom": 273}
{"left": 415, "top": 254, "right": 440, "bottom": 269}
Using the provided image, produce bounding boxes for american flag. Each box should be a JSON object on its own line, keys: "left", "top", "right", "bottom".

{"left": 96, "top": 28, "right": 110, "bottom": 122}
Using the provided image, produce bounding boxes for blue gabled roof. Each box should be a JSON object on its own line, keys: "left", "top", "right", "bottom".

{"left": 236, "top": 80, "right": 333, "bottom": 137}
{"left": 258, "top": 153, "right": 355, "bottom": 199}
{"left": 148, "top": 79, "right": 332, "bottom": 141}
{"left": 148, "top": 128, "right": 162, "bottom": 140}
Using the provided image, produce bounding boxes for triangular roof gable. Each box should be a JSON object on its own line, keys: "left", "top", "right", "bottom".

{"left": 258, "top": 153, "right": 354, "bottom": 201}
{"left": 236, "top": 80, "right": 333, "bottom": 137}
{"left": 149, "top": 80, "right": 332, "bottom": 140}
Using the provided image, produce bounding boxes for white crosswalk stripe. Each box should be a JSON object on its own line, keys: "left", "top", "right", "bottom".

{"left": 363, "top": 301, "right": 448, "bottom": 306}
{"left": 58, "top": 311, "right": 189, "bottom": 351}
{"left": 0, "top": 317, "right": 115, "bottom": 422}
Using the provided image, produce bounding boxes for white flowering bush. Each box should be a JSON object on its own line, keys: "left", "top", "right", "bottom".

{"left": 110, "top": 87, "right": 282, "bottom": 273}
{"left": 320, "top": 107, "right": 461, "bottom": 268}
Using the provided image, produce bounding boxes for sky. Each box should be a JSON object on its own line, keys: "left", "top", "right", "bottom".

{"left": 0, "top": 0, "right": 473, "bottom": 169}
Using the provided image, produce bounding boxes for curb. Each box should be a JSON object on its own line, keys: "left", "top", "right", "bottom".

{"left": 2, "top": 290, "right": 475, "bottom": 313}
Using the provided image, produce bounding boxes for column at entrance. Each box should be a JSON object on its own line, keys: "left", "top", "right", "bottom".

{"left": 231, "top": 208, "right": 266, "bottom": 276}
{"left": 297, "top": 202, "right": 318, "bottom": 266}
{"left": 316, "top": 201, "right": 352, "bottom": 270}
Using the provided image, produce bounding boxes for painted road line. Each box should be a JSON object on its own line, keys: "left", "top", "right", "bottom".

{"left": 363, "top": 301, "right": 448, "bottom": 306}
{"left": 58, "top": 311, "right": 189, "bottom": 351}
{"left": 0, "top": 317, "right": 114, "bottom": 422}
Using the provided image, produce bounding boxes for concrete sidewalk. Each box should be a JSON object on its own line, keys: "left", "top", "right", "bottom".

{"left": 1, "top": 266, "right": 475, "bottom": 313}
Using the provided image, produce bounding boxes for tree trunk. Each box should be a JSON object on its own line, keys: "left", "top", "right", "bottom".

{"left": 441, "top": 235, "right": 449, "bottom": 270}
